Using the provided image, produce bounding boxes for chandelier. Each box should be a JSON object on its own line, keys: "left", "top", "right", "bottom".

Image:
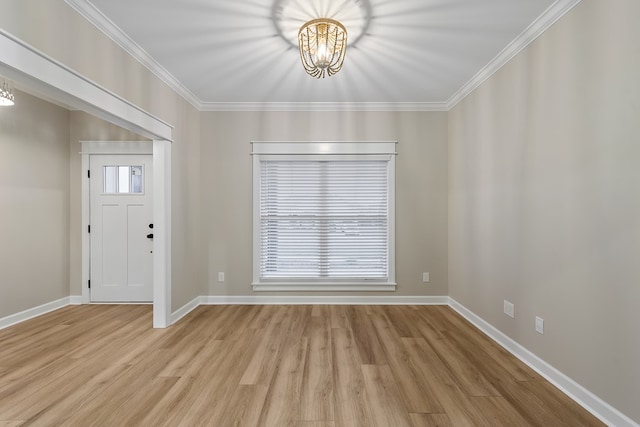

{"left": 298, "top": 18, "right": 347, "bottom": 79}
{"left": 0, "top": 77, "right": 14, "bottom": 106}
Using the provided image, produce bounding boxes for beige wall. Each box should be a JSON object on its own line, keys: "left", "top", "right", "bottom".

{"left": 0, "top": 0, "right": 205, "bottom": 311}
{"left": 448, "top": 0, "right": 640, "bottom": 422}
{"left": 0, "top": 90, "right": 70, "bottom": 318}
{"left": 201, "top": 111, "right": 448, "bottom": 296}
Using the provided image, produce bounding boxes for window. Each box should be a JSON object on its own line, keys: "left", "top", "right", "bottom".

{"left": 103, "top": 165, "right": 144, "bottom": 194}
{"left": 252, "top": 142, "right": 396, "bottom": 291}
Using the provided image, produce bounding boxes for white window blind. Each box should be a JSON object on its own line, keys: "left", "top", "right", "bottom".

{"left": 258, "top": 159, "right": 390, "bottom": 282}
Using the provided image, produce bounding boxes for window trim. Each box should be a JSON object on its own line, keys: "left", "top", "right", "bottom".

{"left": 251, "top": 141, "right": 397, "bottom": 292}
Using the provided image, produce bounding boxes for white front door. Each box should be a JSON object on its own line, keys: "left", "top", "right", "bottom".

{"left": 90, "top": 154, "right": 153, "bottom": 302}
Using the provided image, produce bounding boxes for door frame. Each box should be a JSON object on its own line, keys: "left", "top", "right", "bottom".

{"left": 1, "top": 29, "right": 173, "bottom": 328}
{"left": 81, "top": 142, "right": 171, "bottom": 327}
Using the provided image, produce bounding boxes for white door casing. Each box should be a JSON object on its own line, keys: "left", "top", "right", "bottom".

{"left": 90, "top": 154, "right": 153, "bottom": 302}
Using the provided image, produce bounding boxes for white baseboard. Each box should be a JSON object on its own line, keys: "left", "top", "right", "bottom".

{"left": 0, "top": 296, "right": 73, "bottom": 331}
{"left": 171, "top": 296, "right": 202, "bottom": 325}
{"left": 170, "top": 294, "right": 448, "bottom": 324}
{"left": 89, "top": 302, "right": 153, "bottom": 305}
{"left": 201, "top": 295, "right": 449, "bottom": 305}
{"left": 448, "top": 298, "right": 639, "bottom": 427}
{"left": 69, "top": 295, "right": 83, "bottom": 305}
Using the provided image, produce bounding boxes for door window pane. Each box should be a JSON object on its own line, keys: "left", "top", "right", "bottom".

{"left": 131, "top": 166, "right": 143, "bottom": 193}
{"left": 104, "top": 166, "right": 117, "bottom": 193}
{"left": 118, "top": 166, "right": 130, "bottom": 193}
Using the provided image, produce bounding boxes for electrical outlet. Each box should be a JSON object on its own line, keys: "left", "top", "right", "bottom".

{"left": 535, "top": 316, "right": 544, "bottom": 334}
{"left": 422, "top": 272, "right": 430, "bottom": 283}
{"left": 503, "top": 300, "right": 515, "bottom": 318}
{"left": 218, "top": 272, "right": 225, "bottom": 282}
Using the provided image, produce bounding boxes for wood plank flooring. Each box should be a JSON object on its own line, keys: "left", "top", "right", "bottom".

{"left": 0, "top": 305, "right": 604, "bottom": 426}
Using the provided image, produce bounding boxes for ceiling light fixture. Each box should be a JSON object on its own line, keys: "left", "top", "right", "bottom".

{"left": 0, "top": 77, "right": 15, "bottom": 106}
{"left": 298, "top": 18, "right": 347, "bottom": 79}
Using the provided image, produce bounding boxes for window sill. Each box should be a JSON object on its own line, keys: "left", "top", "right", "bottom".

{"left": 252, "top": 283, "right": 397, "bottom": 292}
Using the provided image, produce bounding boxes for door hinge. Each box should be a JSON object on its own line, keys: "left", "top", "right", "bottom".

{"left": 88, "top": 225, "right": 91, "bottom": 233}
{"left": 87, "top": 170, "right": 90, "bottom": 178}
{"left": 88, "top": 279, "right": 91, "bottom": 289}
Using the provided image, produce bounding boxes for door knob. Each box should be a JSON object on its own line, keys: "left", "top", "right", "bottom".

{"left": 147, "top": 233, "right": 154, "bottom": 239}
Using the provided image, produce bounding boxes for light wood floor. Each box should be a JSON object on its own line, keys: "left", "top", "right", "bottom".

{"left": 0, "top": 304, "right": 604, "bottom": 426}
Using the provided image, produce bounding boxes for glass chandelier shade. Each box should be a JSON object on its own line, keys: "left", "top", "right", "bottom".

{"left": 0, "top": 78, "right": 15, "bottom": 106}
{"left": 298, "top": 18, "right": 347, "bottom": 79}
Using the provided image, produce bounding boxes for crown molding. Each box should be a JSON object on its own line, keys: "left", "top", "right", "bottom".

{"left": 64, "top": 0, "right": 203, "bottom": 110}
{"left": 446, "top": 0, "right": 583, "bottom": 110}
{"left": 199, "top": 101, "right": 448, "bottom": 112}
{"left": 66, "top": 0, "right": 581, "bottom": 113}
{"left": 62, "top": 1, "right": 446, "bottom": 113}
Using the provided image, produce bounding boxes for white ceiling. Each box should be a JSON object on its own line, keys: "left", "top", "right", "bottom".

{"left": 70, "top": 0, "right": 573, "bottom": 109}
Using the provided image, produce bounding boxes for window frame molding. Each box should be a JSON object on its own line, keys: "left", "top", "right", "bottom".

{"left": 251, "top": 141, "right": 397, "bottom": 292}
